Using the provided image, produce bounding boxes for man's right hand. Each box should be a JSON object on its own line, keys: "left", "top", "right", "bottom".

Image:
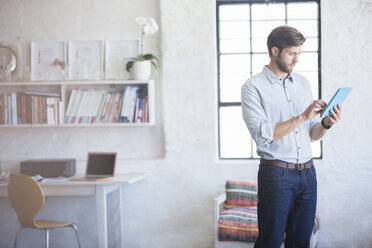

{"left": 301, "top": 99, "right": 327, "bottom": 121}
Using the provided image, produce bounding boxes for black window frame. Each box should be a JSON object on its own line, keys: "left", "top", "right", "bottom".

{"left": 216, "top": 0, "right": 322, "bottom": 160}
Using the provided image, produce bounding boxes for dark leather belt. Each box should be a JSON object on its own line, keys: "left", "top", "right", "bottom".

{"left": 260, "top": 158, "right": 313, "bottom": 171}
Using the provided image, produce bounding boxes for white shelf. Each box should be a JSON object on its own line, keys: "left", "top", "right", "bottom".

{"left": 0, "top": 80, "right": 155, "bottom": 127}
{"left": 0, "top": 79, "right": 150, "bottom": 86}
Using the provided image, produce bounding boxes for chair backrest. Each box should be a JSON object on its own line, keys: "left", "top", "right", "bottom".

{"left": 8, "top": 174, "right": 45, "bottom": 228}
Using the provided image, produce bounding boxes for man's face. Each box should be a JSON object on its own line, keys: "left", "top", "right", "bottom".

{"left": 275, "top": 46, "right": 302, "bottom": 74}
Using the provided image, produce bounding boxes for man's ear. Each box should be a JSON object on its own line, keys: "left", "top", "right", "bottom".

{"left": 271, "top": 47, "right": 280, "bottom": 56}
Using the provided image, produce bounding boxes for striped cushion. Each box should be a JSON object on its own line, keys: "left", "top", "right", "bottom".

{"left": 218, "top": 207, "right": 320, "bottom": 243}
{"left": 224, "top": 180, "right": 258, "bottom": 209}
{"left": 218, "top": 207, "right": 259, "bottom": 242}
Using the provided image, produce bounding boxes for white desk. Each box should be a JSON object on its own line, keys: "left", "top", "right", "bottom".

{"left": 0, "top": 173, "right": 147, "bottom": 248}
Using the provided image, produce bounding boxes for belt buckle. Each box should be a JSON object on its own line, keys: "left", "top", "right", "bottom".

{"left": 295, "top": 163, "right": 303, "bottom": 171}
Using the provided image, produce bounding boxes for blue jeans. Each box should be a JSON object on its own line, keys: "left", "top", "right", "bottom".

{"left": 254, "top": 161, "right": 317, "bottom": 248}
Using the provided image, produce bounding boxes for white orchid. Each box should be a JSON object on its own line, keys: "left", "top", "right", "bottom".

{"left": 126, "top": 16, "right": 159, "bottom": 73}
{"left": 136, "top": 16, "right": 159, "bottom": 35}
{"left": 135, "top": 16, "right": 158, "bottom": 55}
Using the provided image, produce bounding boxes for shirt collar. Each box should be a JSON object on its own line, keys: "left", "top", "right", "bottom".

{"left": 262, "top": 65, "right": 293, "bottom": 85}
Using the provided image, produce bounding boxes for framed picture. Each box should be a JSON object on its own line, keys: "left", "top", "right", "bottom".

{"left": 68, "top": 40, "right": 103, "bottom": 80}
{"left": 105, "top": 40, "right": 139, "bottom": 80}
{"left": 31, "top": 41, "right": 66, "bottom": 81}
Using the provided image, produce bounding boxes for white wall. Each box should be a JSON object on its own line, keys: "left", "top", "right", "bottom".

{"left": 1, "top": 0, "right": 372, "bottom": 247}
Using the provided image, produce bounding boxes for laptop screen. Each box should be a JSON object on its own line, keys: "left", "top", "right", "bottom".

{"left": 86, "top": 152, "right": 117, "bottom": 176}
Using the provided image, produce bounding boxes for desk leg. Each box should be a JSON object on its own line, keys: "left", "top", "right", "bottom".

{"left": 119, "top": 185, "right": 124, "bottom": 247}
{"left": 96, "top": 185, "right": 108, "bottom": 248}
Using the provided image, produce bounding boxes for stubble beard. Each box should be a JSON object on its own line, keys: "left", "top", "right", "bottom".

{"left": 276, "top": 54, "right": 293, "bottom": 74}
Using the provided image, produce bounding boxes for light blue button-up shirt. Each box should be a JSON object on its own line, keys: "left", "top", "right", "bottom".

{"left": 241, "top": 66, "right": 321, "bottom": 163}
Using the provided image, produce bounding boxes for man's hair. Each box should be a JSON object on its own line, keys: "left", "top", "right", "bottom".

{"left": 267, "top": 26, "right": 306, "bottom": 57}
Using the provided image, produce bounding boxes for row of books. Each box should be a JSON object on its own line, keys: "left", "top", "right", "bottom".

{"left": 64, "top": 86, "right": 149, "bottom": 124}
{"left": 0, "top": 91, "right": 60, "bottom": 125}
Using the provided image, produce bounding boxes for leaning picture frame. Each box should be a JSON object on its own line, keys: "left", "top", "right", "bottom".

{"left": 104, "top": 40, "right": 139, "bottom": 80}
{"left": 30, "top": 41, "right": 66, "bottom": 81}
{"left": 68, "top": 40, "right": 103, "bottom": 80}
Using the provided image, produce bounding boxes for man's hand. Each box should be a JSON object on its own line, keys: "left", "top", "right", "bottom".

{"left": 301, "top": 99, "right": 327, "bottom": 121}
{"left": 324, "top": 104, "right": 342, "bottom": 127}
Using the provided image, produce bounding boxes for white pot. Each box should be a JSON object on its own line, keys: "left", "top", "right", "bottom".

{"left": 130, "top": 60, "right": 151, "bottom": 80}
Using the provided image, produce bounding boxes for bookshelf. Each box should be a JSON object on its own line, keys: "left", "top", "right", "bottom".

{"left": 0, "top": 80, "right": 155, "bottom": 127}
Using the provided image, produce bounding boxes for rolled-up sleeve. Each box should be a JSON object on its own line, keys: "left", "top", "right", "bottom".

{"left": 241, "top": 80, "right": 275, "bottom": 146}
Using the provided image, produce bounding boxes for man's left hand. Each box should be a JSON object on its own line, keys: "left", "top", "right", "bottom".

{"left": 324, "top": 104, "right": 342, "bottom": 127}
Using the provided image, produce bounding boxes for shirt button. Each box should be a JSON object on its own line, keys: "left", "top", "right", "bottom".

{"left": 297, "top": 147, "right": 301, "bottom": 150}
{"left": 288, "top": 100, "right": 291, "bottom": 103}
{"left": 295, "top": 131, "right": 298, "bottom": 134}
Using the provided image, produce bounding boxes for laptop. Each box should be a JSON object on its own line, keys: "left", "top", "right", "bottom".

{"left": 70, "top": 152, "right": 117, "bottom": 181}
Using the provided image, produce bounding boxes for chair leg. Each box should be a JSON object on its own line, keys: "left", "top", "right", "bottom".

{"left": 13, "top": 227, "right": 23, "bottom": 248}
{"left": 45, "top": 229, "right": 50, "bottom": 248}
{"left": 71, "top": 224, "right": 82, "bottom": 248}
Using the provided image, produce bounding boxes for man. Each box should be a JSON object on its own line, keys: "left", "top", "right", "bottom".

{"left": 241, "top": 26, "right": 341, "bottom": 248}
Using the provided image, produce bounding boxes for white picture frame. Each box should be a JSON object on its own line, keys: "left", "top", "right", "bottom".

{"left": 31, "top": 41, "right": 66, "bottom": 81}
{"left": 104, "top": 40, "right": 139, "bottom": 80}
{"left": 68, "top": 40, "right": 103, "bottom": 80}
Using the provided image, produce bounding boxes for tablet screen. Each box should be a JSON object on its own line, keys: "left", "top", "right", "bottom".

{"left": 321, "top": 87, "right": 352, "bottom": 117}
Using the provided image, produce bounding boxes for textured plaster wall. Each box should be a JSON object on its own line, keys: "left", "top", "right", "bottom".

{"left": 0, "top": 0, "right": 372, "bottom": 248}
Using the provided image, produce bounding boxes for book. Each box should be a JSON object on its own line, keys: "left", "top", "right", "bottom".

{"left": 25, "top": 91, "right": 60, "bottom": 97}
{"left": 0, "top": 95, "right": 3, "bottom": 124}
{"left": 20, "top": 94, "right": 28, "bottom": 124}
{"left": 46, "top": 97, "right": 56, "bottom": 124}
{"left": 65, "top": 88, "right": 79, "bottom": 123}
{"left": 11, "top": 92, "right": 17, "bottom": 125}
{"left": 70, "top": 90, "right": 84, "bottom": 123}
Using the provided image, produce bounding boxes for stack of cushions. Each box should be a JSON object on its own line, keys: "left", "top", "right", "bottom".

{"left": 218, "top": 180, "right": 320, "bottom": 243}
{"left": 218, "top": 180, "right": 259, "bottom": 242}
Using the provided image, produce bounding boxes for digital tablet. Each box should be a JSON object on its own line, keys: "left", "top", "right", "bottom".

{"left": 321, "top": 87, "right": 352, "bottom": 117}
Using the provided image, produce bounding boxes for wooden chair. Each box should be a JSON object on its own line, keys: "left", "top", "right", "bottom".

{"left": 7, "top": 174, "right": 81, "bottom": 248}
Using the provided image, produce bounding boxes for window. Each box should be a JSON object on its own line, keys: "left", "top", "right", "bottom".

{"left": 217, "top": 0, "right": 321, "bottom": 159}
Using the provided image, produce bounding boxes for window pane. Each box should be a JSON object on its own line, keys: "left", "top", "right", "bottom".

{"left": 252, "top": 38, "right": 267, "bottom": 53}
{"left": 220, "top": 73, "right": 249, "bottom": 102}
{"left": 295, "top": 52, "right": 318, "bottom": 72}
{"left": 220, "top": 39, "right": 250, "bottom": 53}
{"left": 220, "top": 54, "right": 250, "bottom": 74}
{"left": 288, "top": 20, "right": 318, "bottom": 38}
{"left": 311, "top": 141, "right": 321, "bottom": 158}
{"left": 252, "top": 53, "right": 269, "bottom": 74}
{"left": 220, "top": 106, "right": 252, "bottom": 158}
{"left": 219, "top": 21, "right": 250, "bottom": 39}
{"left": 251, "top": 20, "right": 285, "bottom": 38}
{"left": 287, "top": 2, "right": 318, "bottom": 20}
{"left": 219, "top": 4, "right": 250, "bottom": 21}
{"left": 251, "top": 3, "right": 285, "bottom": 20}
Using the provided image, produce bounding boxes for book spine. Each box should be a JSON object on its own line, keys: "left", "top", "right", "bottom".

{"left": 27, "top": 95, "right": 32, "bottom": 124}
{"left": 0, "top": 94, "right": 3, "bottom": 124}
{"left": 20, "top": 94, "right": 28, "bottom": 124}
{"left": 46, "top": 97, "right": 55, "bottom": 124}
{"left": 65, "top": 88, "right": 78, "bottom": 123}
{"left": 144, "top": 96, "right": 149, "bottom": 123}
{"left": 11, "top": 92, "right": 17, "bottom": 125}
{"left": 17, "top": 93, "right": 22, "bottom": 124}
{"left": 42, "top": 96, "right": 47, "bottom": 124}
{"left": 7, "top": 95, "right": 12, "bottom": 125}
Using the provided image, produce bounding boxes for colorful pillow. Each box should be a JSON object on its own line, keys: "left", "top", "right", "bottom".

{"left": 218, "top": 206, "right": 258, "bottom": 242}
{"left": 224, "top": 180, "right": 258, "bottom": 209}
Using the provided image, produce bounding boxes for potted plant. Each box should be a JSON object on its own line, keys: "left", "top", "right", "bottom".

{"left": 126, "top": 16, "right": 159, "bottom": 80}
